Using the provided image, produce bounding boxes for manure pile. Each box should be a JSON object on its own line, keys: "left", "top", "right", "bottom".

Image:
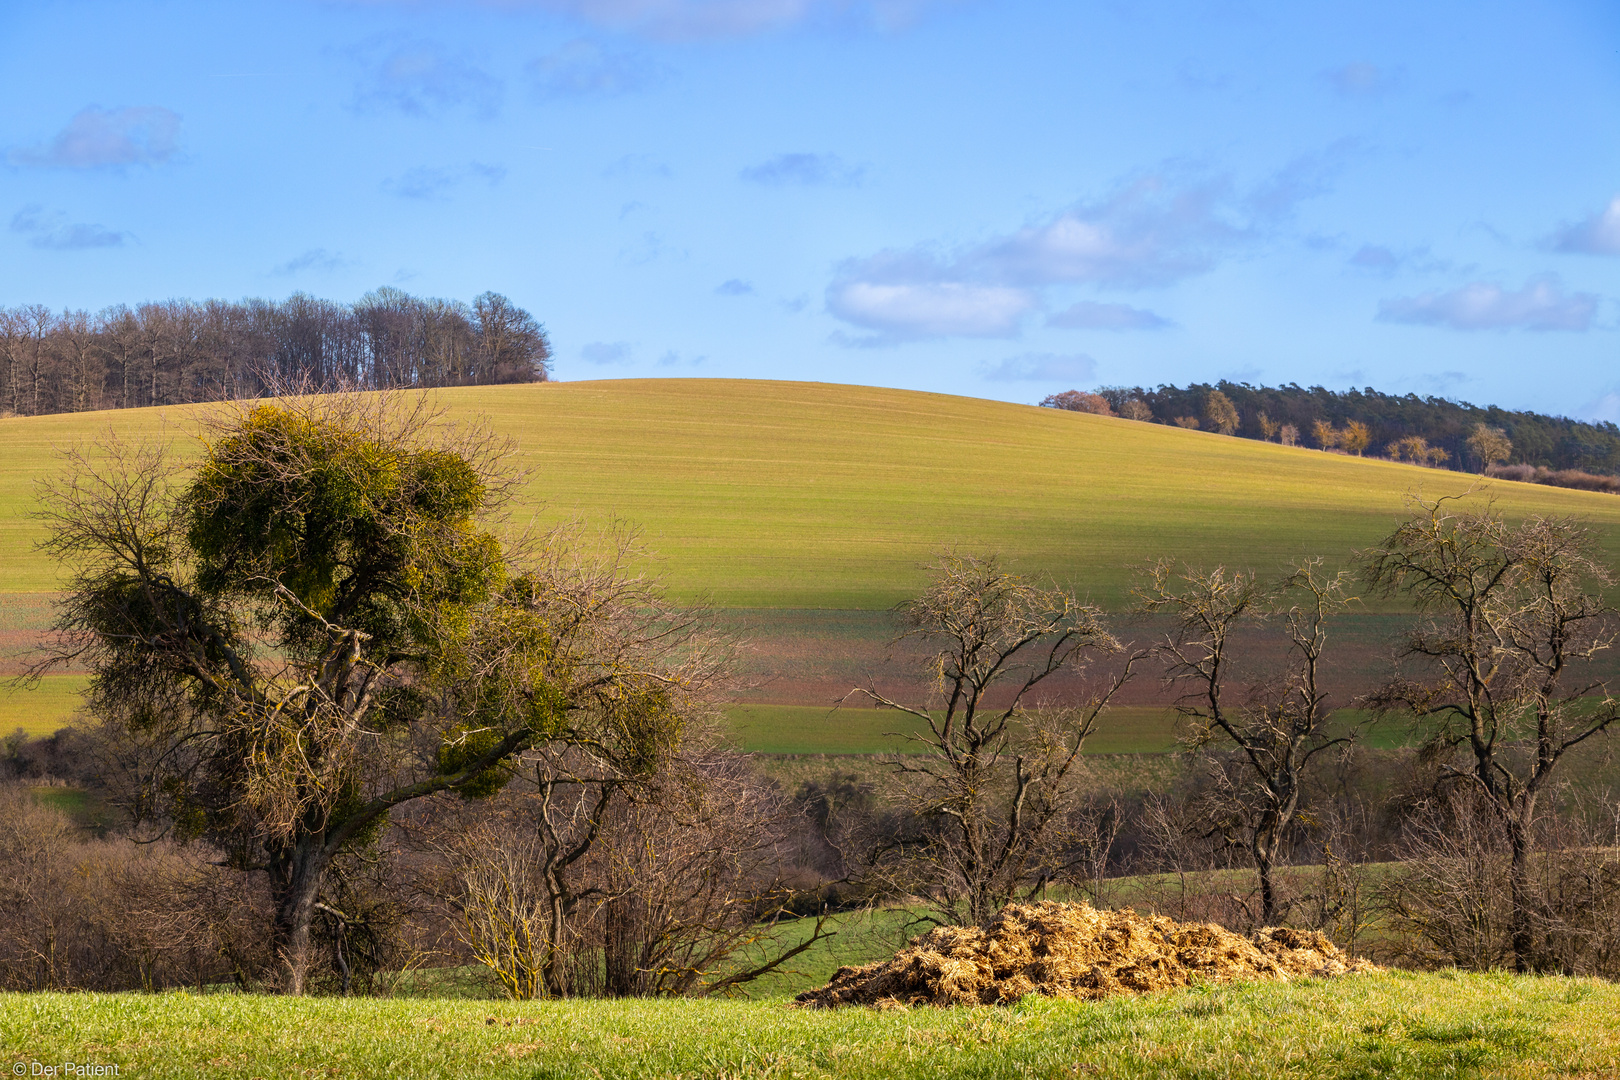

{"left": 795, "top": 901, "right": 1376, "bottom": 1008}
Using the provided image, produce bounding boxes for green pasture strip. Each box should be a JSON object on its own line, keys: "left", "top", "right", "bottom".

{"left": 5, "top": 380, "right": 1620, "bottom": 606}
{"left": 721, "top": 704, "right": 1181, "bottom": 755}
{"left": 27, "top": 785, "right": 113, "bottom": 833}
{"left": 723, "top": 703, "right": 929, "bottom": 754}
{"left": 0, "top": 673, "right": 88, "bottom": 738}
{"left": 728, "top": 908, "right": 925, "bottom": 999}
{"left": 3, "top": 972, "right": 1617, "bottom": 1079}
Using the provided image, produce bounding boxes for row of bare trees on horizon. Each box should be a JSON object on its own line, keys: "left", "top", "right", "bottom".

{"left": 0, "top": 287, "right": 550, "bottom": 418}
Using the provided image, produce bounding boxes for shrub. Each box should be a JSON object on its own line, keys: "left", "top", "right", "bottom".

{"left": 1040, "top": 390, "right": 1114, "bottom": 416}
{"left": 1486, "top": 463, "right": 1620, "bottom": 494}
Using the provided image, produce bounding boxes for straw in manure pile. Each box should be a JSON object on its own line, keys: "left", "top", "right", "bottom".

{"left": 795, "top": 901, "right": 1377, "bottom": 1008}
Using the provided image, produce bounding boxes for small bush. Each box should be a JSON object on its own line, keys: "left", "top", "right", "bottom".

{"left": 1040, "top": 391, "right": 1114, "bottom": 416}
{"left": 1486, "top": 463, "right": 1620, "bottom": 494}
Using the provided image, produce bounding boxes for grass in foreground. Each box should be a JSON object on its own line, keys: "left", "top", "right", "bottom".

{"left": 3, "top": 972, "right": 1617, "bottom": 1078}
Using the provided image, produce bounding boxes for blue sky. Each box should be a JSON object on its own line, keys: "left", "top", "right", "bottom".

{"left": 2, "top": 0, "right": 1618, "bottom": 419}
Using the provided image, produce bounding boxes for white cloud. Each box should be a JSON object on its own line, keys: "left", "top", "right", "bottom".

{"left": 383, "top": 162, "right": 506, "bottom": 199}
{"left": 1346, "top": 243, "right": 1453, "bottom": 277}
{"left": 964, "top": 175, "right": 1257, "bottom": 289}
{"left": 350, "top": 39, "right": 503, "bottom": 118}
{"left": 826, "top": 163, "right": 1331, "bottom": 342}
{"left": 1579, "top": 390, "right": 1620, "bottom": 424}
{"left": 1324, "top": 62, "right": 1400, "bottom": 97}
{"left": 1047, "top": 300, "right": 1170, "bottom": 330}
{"left": 272, "top": 249, "right": 351, "bottom": 275}
{"left": 603, "top": 154, "right": 672, "bottom": 179}
{"left": 980, "top": 352, "right": 1097, "bottom": 383}
{"left": 526, "top": 39, "right": 668, "bottom": 96}
{"left": 826, "top": 279, "right": 1035, "bottom": 341}
{"left": 716, "top": 278, "right": 754, "bottom": 295}
{"left": 9, "top": 205, "right": 130, "bottom": 249}
{"left": 1377, "top": 275, "right": 1599, "bottom": 332}
{"left": 1349, "top": 245, "right": 1400, "bottom": 272}
{"left": 581, "top": 341, "right": 633, "bottom": 363}
{"left": 1550, "top": 196, "right": 1620, "bottom": 256}
{"left": 8, "top": 106, "right": 180, "bottom": 169}
{"left": 740, "top": 152, "right": 863, "bottom": 186}
{"left": 354, "top": 0, "right": 949, "bottom": 39}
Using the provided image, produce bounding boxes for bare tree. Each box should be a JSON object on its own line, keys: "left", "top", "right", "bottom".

{"left": 1467, "top": 423, "right": 1513, "bottom": 469}
{"left": 850, "top": 553, "right": 1138, "bottom": 926}
{"left": 1340, "top": 420, "right": 1371, "bottom": 456}
{"left": 439, "top": 743, "right": 826, "bottom": 1000}
{"left": 1039, "top": 390, "right": 1114, "bottom": 415}
{"left": 1138, "top": 559, "right": 1358, "bottom": 925}
{"left": 1204, "top": 390, "right": 1240, "bottom": 435}
{"left": 1361, "top": 494, "right": 1620, "bottom": 971}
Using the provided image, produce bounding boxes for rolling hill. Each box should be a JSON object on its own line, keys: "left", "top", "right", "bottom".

{"left": 5, "top": 379, "right": 1620, "bottom": 744}
{"left": 5, "top": 378, "right": 1618, "bottom": 603}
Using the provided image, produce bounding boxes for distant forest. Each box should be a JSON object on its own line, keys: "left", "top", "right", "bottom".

{"left": 0, "top": 287, "right": 550, "bottom": 418}
{"left": 1051, "top": 381, "right": 1620, "bottom": 478}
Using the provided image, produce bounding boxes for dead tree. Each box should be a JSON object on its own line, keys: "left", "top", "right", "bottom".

{"left": 852, "top": 552, "right": 1139, "bottom": 926}
{"left": 1361, "top": 495, "right": 1620, "bottom": 971}
{"left": 1139, "top": 559, "right": 1357, "bottom": 926}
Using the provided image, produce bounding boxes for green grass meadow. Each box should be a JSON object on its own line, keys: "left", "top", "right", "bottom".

{"left": 0, "top": 674, "right": 88, "bottom": 738}
{"left": 724, "top": 704, "right": 1182, "bottom": 755}
{"left": 3, "top": 972, "right": 1617, "bottom": 1079}
{"left": 4, "top": 379, "right": 1619, "bottom": 606}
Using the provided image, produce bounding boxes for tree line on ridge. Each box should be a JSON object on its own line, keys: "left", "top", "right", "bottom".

{"left": 1043, "top": 381, "right": 1620, "bottom": 482}
{"left": 0, "top": 287, "right": 550, "bottom": 418}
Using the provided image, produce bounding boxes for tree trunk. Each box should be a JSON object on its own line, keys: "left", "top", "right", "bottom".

{"left": 272, "top": 839, "right": 333, "bottom": 995}
{"left": 1507, "top": 803, "right": 1537, "bottom": 974}
{"left": 604, "top": 892, "right": 649, "bottom": 997}
{"left": 543, "top": 880, "right": 567, "bottom": 998}
{"left": 1254, "top": 834, "right": 1279, "bottom": 926}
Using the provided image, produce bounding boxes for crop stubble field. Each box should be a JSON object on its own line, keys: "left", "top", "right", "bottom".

{"left": 5, "top": 379, "right": 1620, "bottom": 748}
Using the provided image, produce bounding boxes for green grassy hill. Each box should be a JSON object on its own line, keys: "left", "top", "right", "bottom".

{"left": 5, "top": 379, "right": 1620, "bottom": 745}
{"left": 5, "top": 378, "right": 1619, "bottom": 605}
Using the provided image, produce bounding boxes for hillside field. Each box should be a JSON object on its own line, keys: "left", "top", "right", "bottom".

{"left": 5, "top": 379, "right": 1620, "bottom": 747}
{"left": 4, "top": 379, "right": 1619, "bottom": 604}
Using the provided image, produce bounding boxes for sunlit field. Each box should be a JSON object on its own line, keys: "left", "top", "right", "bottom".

{"left": 4, "top": 379, "right": 1618, "bottom": 604}
{"left": 3, "top": 972, "right": 1618, "bottom": 1079}
{"left": 5, "top": 380, "right": 1619, "bottom": 746}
